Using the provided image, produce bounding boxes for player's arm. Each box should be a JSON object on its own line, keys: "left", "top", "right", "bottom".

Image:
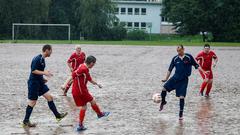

{"left": 190, "top": 55, "right": 207, "bottom": 75}
{"left": 212, "top": 52, "right": 218, "bottom": 67}
{"left": 89, "top": 80, "right": 102, "bottom": 88}
{"left": 67, "top": 55, "right": 74, "bottom": 72}
{"left": 162, "top": 57, "right": 175, "bottom": 82}
{"left": 32, "top": 70, "right": 53, "bottom": 77}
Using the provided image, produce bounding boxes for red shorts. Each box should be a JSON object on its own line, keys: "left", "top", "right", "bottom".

{"left": 199, "top": 70, "right": 213, "bottom": 80}
{"left": 73, "top": 91, "right": 93, "bottom": 106}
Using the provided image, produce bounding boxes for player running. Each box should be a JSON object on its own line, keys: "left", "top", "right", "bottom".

{"left": 23, "top": 44, "right": 67, "bottom": 127}
{"left": 159, "top": 45, "right": 206, "bottom": 120}
{"left": 72, "top": 55, "right": 110, "bottom": 131}
{"left": 61, "top": 45, "right": 85, "bottom": 96}
{"left": 195, "top": 44, "right": 218, "bottom": 97}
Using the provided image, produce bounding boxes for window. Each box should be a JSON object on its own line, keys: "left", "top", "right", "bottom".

{"left": 128, "top": 8, "right": 133, "bottom": 15}
{"left": 134, "top": 22, "right": 139, "bottom": 28}
{"left": 120, "top": 22, "right": 126, "bottom": 27}
{"left": 141, "top": 8, "right": 146, "bottom": 15}
{"left": 141, "top": 22, "right": 146, "bottom": 28}
{"left": 121, "top": 8, "right": 126, "bottom": 15}
{"left": 134, "top": 8, "right": 140, "bottom": 15}
{"left": 115, "top": 8, "right": 119, "bottom": 14}
{"left": 127, "top": 22, "right": 133, "bottom": 28}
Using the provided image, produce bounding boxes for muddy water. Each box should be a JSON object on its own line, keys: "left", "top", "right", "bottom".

{"left": 0, "top": 44, "right": 239, "bottom": 135}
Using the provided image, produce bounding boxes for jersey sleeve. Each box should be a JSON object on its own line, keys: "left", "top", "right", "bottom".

{"left": 211, "top": 51, "right": 218, "bottom": 59}
{"left": 168, "top": 57, "right": 175, "bottom": 72}
{"left": 72, "top": 66, "right": 84, "bottom": 78}
{"left": 31, "top": 57, "right": 40, "bottom": 72}
{"left": 190, "top": 54, "right": 199, "bottom": 69}
{"left": 67, "top": 53, "right": 75, "bottom": 63}
{"left": 195, "top": 52, "right": 202, "bottom": 61}
{"left": 86, "top": 69, "right": 92, "bottom": 82}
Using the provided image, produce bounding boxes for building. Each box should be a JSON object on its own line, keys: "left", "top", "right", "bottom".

{"left": 112, "top": 0, "right": 176, "bottom": 34}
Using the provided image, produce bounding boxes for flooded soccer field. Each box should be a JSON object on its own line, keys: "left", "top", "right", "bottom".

{"left": 0, "top": 44, "right": 239, "bottom": 135}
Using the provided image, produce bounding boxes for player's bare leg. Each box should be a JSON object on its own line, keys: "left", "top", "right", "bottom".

{"left": 77, "top": 105, "right": 87, "bottom": 132}
{"left": 200, "top": 78, "right": 209, "bottom": 96}
{"left": 90, "top": 99, "right": 110, "bottom": 118}
{"left": 43, "top": 92, "right": 68, "bottom": 121}
{"left": 179, "top": 96, "right": 185, "bottom": 120}
{"left": 22, "top": 100, "right": 37, "bottom": 127}
{"left": 159, "top": 88, "right": 167, "bottom": 111}
{"left": 61, "top": 76, "right": 73, "bottom": 96}
{"left": 205, "top": 79, "right": 213, "bottom": 97}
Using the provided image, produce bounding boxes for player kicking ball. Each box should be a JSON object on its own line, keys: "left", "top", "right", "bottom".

{"left": 159, "top": 45, "right": 206, "bottom": 120}
{"left": 196, "top": 44, "right": 218, "bottom": 97}
{"left": 72, "top": 55, "right": 110, "bottom": 132}
{"left": 22, "top": 45, "right": 68, "bottom": 127}
{"left": 61, "top": 45, "right": 86, "bottom": 96}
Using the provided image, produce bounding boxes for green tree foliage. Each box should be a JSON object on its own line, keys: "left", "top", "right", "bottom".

{"left": 162, "top": 0, "right": 240, "bottom": 42}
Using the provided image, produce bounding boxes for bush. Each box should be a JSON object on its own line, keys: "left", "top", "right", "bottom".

{"left": 107, "top": 25, "right": 127, "bottom": 40}
{"left": 127, "top": 30, "right": 147, "bottom": 40}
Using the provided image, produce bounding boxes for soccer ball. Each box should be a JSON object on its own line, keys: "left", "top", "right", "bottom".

{"left": 152, "top": 93, "right": 161, "bottom": 103}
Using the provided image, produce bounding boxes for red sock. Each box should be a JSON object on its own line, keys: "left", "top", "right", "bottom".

{"left": 206, "top": 83, "right": 213, "bottom": 95}
{"left": 79, "top": 109, "right": 86, "bottom": 126}
{"left": 91, "top": 104, "right": 102, "bottom": 116}
{"left": 200, "top": 82, "right": 208, "bottom": 93}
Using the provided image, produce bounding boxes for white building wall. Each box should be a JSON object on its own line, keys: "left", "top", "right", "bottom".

{"left": 114, "top": 2, "right": 161, "bottom": 34}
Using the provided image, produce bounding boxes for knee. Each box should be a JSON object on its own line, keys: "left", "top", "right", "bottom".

{"left": 179, "top": 96, "right": 185, "bottom": 99}
{"left": 80, "top": 105, "right": 87, "bottom": 110}
{"left": 45, "top": 95, "right": 53, "bottom": 101}
{"left": 90, "top": 99, "right": 96, "bottom": 105}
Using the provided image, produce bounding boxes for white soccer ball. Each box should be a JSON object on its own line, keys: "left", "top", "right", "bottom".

{"left": 152, "top": 93, "right": 161, "bottom": 103}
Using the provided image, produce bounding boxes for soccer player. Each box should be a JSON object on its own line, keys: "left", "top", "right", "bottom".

{"left": 22, "top": 45, "right": 68, "bottom": 127}
{"left": 196, "top": 44, "right": 218, "bottom": 97}
{"left": 159, "top": 45, "right": 206, "bottom": 120}
{"left": 72, "top": 55, "right": 110, "bottom": 131}
{"left": 61, "top": 45, "right": 86, "bottom": 96}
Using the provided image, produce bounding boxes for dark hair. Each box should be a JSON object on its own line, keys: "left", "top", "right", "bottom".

{"left": 85, "top": 55, "right": 96, "bottom": 64}
{"left": 204, "top": 44, "right": 210, "bottom": 48}
{"left": 178, "top": 44, "right": 184, "bottom": 49}
{"left": 42, "top": 44, "right": 52, "bottom": 52}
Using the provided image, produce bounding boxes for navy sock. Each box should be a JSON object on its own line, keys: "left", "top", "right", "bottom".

{"left": 179, "top": 99, "right": 185, "bottom": 117}
{"left": 48, "top": 101, "right": 60, "bottom": 118}
{"left": 161, "top": 91, "right": 167, "bottom": 102}
{"left": 23, "top": 105, "right": 33, "bottom": 122}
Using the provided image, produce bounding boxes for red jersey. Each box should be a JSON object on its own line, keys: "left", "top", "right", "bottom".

{"left": 67, "top": 52, "right": 86, "bottom": 70}
{"left": 72, "top": 64, "right": 92, "bottom": 96}
{"left": 196, "top": 50, "right": 217, "bottom": 70}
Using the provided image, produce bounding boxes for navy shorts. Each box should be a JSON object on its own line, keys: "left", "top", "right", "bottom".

{"left": 163, "top": 77, "right": 189, "bottom": 97}
{"left": 27, "top": 80, "right": 49, "bottom": 100}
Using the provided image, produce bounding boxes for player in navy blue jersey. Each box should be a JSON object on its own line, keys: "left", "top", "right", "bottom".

{"left": 160, "top": 45, "right": 206, "bottom": 120}
{"left": 22, "top": 45, "right": 67, "bottom": 127}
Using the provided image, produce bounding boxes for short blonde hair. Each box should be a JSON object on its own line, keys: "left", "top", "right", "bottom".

{"left": 75, "top": 45, "right": 81, "bottom": 50}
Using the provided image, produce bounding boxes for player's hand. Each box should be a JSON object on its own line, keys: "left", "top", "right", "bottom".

{"left": 97, "top": 84, "right": 103, "bottom": 89}
{"left": 43, "top": 79, "right": 48, "bottom": 83}
{"left": 213, "top": 64, "right": 217, "bottom": 68}
{"left": 44, "top": 70, "right": 53, "bottom": 77}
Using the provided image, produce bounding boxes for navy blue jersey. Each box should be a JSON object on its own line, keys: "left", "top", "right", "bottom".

{"left": 168, "top": 53, "right": 199, "bottom": 80}
{"left": 29, "top": 54, "right": 45, "bottom": 81}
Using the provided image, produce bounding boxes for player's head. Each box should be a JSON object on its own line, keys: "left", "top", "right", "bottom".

{"left": 42, "top": 44, "right": 52, "bottom": 57}
{"left": 85, "top": 55, "right": 96, "bottom": 69}
{"left": 75, "top": 45, "right": 81, "bottom": 55}
{"left": 203, "top": 44, "right": 210, "bottom": 53}
{"left": 177, "top": 44, "right": 185, "bottom": 56}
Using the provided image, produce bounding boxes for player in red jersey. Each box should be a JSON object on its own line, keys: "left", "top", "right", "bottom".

{"left": 72, "top": 55, "right": 110, "bottom": 132}
{"left": 61, "top": 45, "right": 85, "bottom": 96}
{"left": 196, "top": 44, "right": 218, "bottom": 97}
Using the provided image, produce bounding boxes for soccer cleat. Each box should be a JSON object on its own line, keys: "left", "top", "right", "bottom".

{"left": 159, "top": 101, "right": 167, "bottom": 111}
{"left": 76, "top": 125, "right": 87, "bottom": 132}
{"left": 22, "top": 121, "right": 37, "bottom": 127}
{"left": 98, "top": 112, "right": 110, "bottom": 119}
{"left": 205, "top": 94, "right": 210, "bottom": 98}
{"left": 199, "top": 92, "right": 204, "bottom": 96}
{"left": 56, "top": 112, "right": 68, "bottom": 122}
